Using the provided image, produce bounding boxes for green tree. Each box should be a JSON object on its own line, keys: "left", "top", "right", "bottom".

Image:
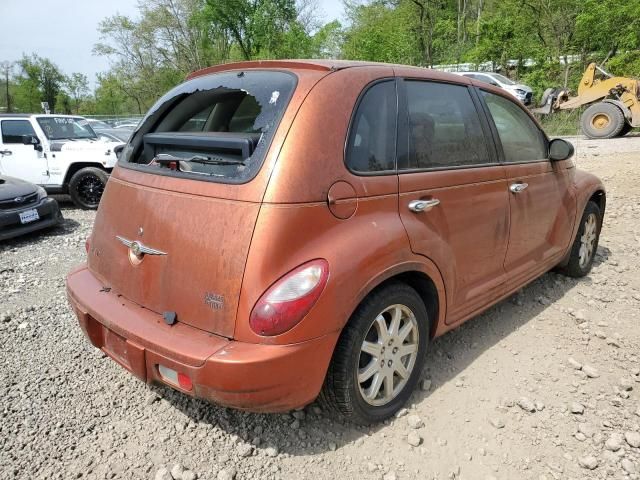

{"left": 202, "top": 0, "right": 304, "bottom": 60}
{"left": 12, "top": 54, "right": 65, "bottom": 113}
{"left": 66, "top": 73, "right": 90, "bottom": 113}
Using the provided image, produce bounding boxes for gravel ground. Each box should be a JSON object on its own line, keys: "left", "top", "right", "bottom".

{"left": 1, "top": 135, "right": 639, "bottom": 480}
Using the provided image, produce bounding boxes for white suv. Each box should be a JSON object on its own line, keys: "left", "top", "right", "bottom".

{"left": 0, "top": 114, "right": 122, "bottom": 209}
{"left": 454, "top": 72, "right": 533, "bottom": 105}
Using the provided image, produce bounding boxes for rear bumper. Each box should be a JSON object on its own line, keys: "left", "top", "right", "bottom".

{"left": 0, "top": 197, "right": 62, "bottom": 241}
{"left": 66, "top": 266, "right": 338, "bottom": 412}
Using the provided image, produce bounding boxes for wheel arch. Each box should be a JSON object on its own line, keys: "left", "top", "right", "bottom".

{"left": 589, "top": 189, "right": 606, "bottom": 219}
{"left": 558, "top": 175, "right": 606, "bottom": 268}
{"left": 602, "top": 99, "right": 632, "bottom": 123}
{"left": 347, "top": 261, "right": 446, "bottom": 340}
{"left": 63, "top": 162, "right": 110, "bottom": 186}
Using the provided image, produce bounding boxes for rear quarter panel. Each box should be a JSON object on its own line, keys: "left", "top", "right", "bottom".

{"left": 235, "top": 67, "right": 447, "bottom": 344}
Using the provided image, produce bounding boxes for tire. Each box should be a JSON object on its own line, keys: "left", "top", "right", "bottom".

{"left": 539, "top": 87, "right": 559, "bottom": 107}
{"left": 580, "top": 102, "right": 625, "bottom": 139}
{"left": 618, "top": 122, "right": 632, "bottom": 137}
{"left": 319, "top": 282, "right": 429, "bottom": 424}
{"left": 557, "top": 201, "right": 602, "bottom": 278}
{"left": 68, "top": 167, "right": 108, "bottom": 210}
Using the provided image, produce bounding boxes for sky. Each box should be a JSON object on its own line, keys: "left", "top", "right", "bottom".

{"left": 0, "top": 0, "right": 345, "bottom": 85}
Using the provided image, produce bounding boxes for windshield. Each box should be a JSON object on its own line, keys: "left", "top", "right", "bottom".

{"left": 37, "top": 117, "right": 97, "bottom": 140}
{"left": 121, "top": 70, "right": 296, "bottom": 184}
{"left": 491, "top": 73, "right": 516, "bottom": 86}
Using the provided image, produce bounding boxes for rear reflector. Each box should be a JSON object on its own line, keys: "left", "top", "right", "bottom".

{"left": 158, "top": 364, "right": 192, "bottom": 391}
{"left": 177, "top": 372, "right": 193, "bottom": 391}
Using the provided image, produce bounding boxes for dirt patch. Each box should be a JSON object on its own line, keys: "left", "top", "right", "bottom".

{"left": 1, "top": 137, "right": 639, "bottom": 479}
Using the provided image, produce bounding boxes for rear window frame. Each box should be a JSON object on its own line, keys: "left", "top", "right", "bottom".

{"left": 118, "top": 69, "right": 298, "bottom": 185}
{"left": 343, "top": 77, "right": 399, "bottom": 177}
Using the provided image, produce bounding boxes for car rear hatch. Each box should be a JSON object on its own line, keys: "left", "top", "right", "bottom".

{"left": 86, "top": 68, "right": 318, "bottom": 339}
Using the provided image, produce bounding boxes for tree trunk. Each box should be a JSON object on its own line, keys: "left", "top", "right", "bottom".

{"left": 602, "top": 45, "right": 617, "bottom": 66}
{"left": 476, "top": 0, "right": 483, "bottom": 46}
{"left": 4, "top": 70, "right": 11, "bottom": 113}
{"left": 563, "top": 55, "right": 570, "bottom": 88}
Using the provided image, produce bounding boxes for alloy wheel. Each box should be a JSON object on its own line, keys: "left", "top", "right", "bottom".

{"left": 579, "top": 213, "right": 598, "bottom": 268}
{"left": 76, "top": 174, "right": 104, "bottom": 207}
{"left": 357, "top": 304, "right": 420, "bottom": 406}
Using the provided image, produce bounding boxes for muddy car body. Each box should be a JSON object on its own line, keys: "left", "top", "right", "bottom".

{"left": 66, "top": 60, "right": 605, "bottom": 423}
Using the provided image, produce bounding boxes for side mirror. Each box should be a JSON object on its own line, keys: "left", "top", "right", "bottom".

{"left": 549, "top": 138, "right": 574, "bottom": 161}
{"left": 22, "top": 134, "right": 42, "bottom": 151}
{"left": 114, "top": 144, "right": 125, "bottom": 160}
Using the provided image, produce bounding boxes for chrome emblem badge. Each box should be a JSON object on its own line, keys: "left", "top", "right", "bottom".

{"left": 14, "top": 196, "right": 24, "bottom": 203}
{"left": 116, "top": 235, "right": 166, "bottom": 264}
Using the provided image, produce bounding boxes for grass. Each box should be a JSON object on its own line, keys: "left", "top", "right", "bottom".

{"left": 535, "top": 108, "right": 585, "bottom": 137}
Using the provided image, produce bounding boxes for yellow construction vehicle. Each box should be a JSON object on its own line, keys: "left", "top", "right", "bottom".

{"left": 533, "top": 63, "right": 640, "bottom": 138}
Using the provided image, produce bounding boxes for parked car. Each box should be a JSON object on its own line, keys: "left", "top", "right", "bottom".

{"left": 94, "top": 128, "right": 132, "bottom": 143}
{"left": 0, "top": 175, "right": 62, "bottom": 241}
{"left": 0, "top": 114, "right": 122, "bottom": 209}
{"left": 113, "top": 119, "right": 140, "bottom": 129}
{"left": 66, "top": 60, "right": 605, "bottom": 424}
{"left": 454, "top": 71, "right": 533, "bottom": 105}
{"left": 86, "top": 118, "right": 112, "bottom": 130}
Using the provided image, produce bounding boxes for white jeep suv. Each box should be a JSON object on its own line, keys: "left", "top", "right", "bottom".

{"left": 0, "top": 114, "right": 122, "bottom": 209}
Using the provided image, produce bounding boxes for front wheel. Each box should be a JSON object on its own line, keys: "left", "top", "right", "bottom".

{"left": 68, "top": 167, "right": 108, "bottom": 210}
{"left": 319, "top": 283, "right": 429, "bottom": 424}
{"left": 580, "top": 102, "right": 625, "bottom": 139}
{"left": 557, "top": 201, "right": 602, "bottom": 278}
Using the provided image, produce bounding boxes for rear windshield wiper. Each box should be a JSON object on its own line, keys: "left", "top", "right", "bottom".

{"left": 153, "top": 153, "right": 245, "bottom": 166}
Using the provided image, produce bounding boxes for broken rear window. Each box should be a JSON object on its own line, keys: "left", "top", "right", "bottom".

{"left": 120, "top": 70, "right": 296, "bottom": 183}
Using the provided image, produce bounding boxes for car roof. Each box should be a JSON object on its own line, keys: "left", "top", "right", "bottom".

{"left": 188, "top": 59, "right": 471, "bottom": 85}
{"left": 458, "top": 71, "right": 496, "bottom": 75}
{"left": 0, "top": 113, "right": 85, "bottom": 119}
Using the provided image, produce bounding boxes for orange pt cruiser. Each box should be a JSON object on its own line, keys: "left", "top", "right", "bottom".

{"left": 66, "top": 60, "right": 605, "bottom": 424}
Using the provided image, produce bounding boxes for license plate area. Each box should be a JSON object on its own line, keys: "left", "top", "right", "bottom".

{"left": 19, "top": 209, "right": 39, "bottom": 224}
{"left": 104, "top": 330, "right": 130, "bottom": 367}
{"left": 101, "top": 327, "right": 147, "bottom": 381}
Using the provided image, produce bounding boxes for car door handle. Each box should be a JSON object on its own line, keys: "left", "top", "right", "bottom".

{"left": 408, "top": 199, "right": 440, "bottom": 213}
{"left": 509, "top": 182, "right": 528, "bottom": 193}
{"left": 0, "top": 149, "right": 12, "bottom": 156}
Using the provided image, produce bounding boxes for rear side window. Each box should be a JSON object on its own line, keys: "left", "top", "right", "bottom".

{"left": 402, "top": 81, "right": 491, "bottom": 170}
{"left": 121, "top": 70, "right": 296, "bottom": 183}
{"left": 481, "top": 91, "right": 547, "bottom": 162}
{"left": 1, "top": 120, "right": 36, "bottom": 144}
{"left": 346, "top": 81, "right": 397, "bottom": 173}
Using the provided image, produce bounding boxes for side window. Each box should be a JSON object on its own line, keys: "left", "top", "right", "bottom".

{"left": 1, "top": 120, "right": 36, "bottom": 144}
{"left": 403, "top": 81, "right": 491, "bottom": 170}
{"left": 346, "top": 81, "right": 397, "bottom": 173}
{"left": 481, "top": 91, "right": 547, "bottom": 162}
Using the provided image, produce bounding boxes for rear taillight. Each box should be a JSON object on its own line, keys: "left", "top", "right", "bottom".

{"left": 249, "top": 259, "right": 329, "bottom": 336}
{"left": 158, "top": 364, "right": 193, "bottom": 391}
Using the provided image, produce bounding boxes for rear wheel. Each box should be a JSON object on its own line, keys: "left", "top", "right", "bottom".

{"left": 319, "top": 283, "right": 429, "bottom": 424}
{"left": 557, "top": 201, "right": 602, "bottom": 278}
{"left": 68, "top": 167, "right": 108, "bottom": 210}
{"left": 580, "top": 102, "right": 625, "bottom": 139}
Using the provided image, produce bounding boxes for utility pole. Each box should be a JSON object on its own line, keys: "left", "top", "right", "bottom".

{"left": 0, "top": 62, "right": 12, "bottom": 113}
